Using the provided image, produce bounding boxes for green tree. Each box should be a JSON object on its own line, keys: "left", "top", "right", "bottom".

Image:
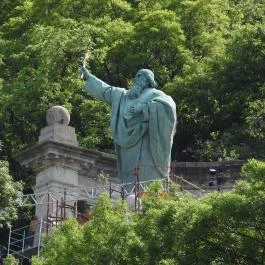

{"left": 32, "top": 194, "right": 136, "bottom": 265}
{"left": 3, "top": 255, "right": 19, "bottom": 265}
{"left": 0, "top": 160, "right": 22, "bottom": 227}
{"left": 182, "top": 160, "right": 265, "bottom": 264}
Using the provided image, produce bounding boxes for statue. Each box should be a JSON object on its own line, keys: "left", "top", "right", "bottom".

{"left": 80, "top": 66, "right": 177, "bottom": 184}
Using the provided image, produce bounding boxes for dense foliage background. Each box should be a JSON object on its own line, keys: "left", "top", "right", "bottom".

{"left": 30, "top": 159, "right": 265, "bottom": 265}
{"left": 0, "top": 0, "right": 264, "bottom": 167}
{"left": 0, "top": 1, "right": 264, "bottom": 262}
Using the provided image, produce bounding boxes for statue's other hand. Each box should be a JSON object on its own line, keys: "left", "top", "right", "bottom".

{"left": 80, "top": 66, "right": 91, "bottom": 81}
{"left": 130, "top": 103, "right": 143, "bottom": 114}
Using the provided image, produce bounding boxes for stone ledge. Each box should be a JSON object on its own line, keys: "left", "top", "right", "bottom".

{"left": 174, "top": 161, "right": 244, "bottom": 168}
{"left": 13, "top": 140, "right": 117, "bottom": 177}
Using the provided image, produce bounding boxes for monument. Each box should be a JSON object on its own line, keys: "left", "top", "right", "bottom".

{"left": 80, "top": 67, "right": 177, "bottom": 183}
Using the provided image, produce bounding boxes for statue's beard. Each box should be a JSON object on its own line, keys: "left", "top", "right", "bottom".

{"left": 127, "top": 82, "right": 144, "bottom": 99}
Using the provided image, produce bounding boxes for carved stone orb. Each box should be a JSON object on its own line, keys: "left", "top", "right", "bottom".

{"left": 46, "top": 106, "right": 70, "bottom": 126}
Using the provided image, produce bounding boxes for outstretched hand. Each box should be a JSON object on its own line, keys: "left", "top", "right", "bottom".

{"left": 80, "top": 66, "right": 91, "bottom": 81}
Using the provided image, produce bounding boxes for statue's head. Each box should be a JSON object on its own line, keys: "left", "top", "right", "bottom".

{"left": 128, "top": 69, "right": 157, "bottom": 99}
{"left": 135, "top": 69, "right": 157, "bottom": 89}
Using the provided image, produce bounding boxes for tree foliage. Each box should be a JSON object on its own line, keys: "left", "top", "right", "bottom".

{"left": 0, "top": 160, "right": 22, "bottom": 227}
{"left": 32, "top": 159, "right": 265, "bottom": 265}
{"left": 3, "top": 254, "right": 19, "bottom": 265}
{"left": 0, "top": 0, "right": 264, "bottom": 163}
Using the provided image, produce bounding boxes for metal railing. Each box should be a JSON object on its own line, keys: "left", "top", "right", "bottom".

{"left": 16, "top": 176, "right": 206, "bottom": 207}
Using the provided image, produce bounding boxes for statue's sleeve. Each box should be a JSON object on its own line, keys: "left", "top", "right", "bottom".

{"left": 148, "top": 95, "right": 177, "bottom": 174}
{"left": 84, "top": 74, "right": 123, "bottom": 105}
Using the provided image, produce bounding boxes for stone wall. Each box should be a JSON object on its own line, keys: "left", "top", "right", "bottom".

{"left": 173, "top": 160, "right": 245, "bottom": 192}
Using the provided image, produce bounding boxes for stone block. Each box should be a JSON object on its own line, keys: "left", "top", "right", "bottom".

{"left": 39, "top": 124, "right": 78, "bottom": 146}
{"left": 36, "top": 166, "right": 79, "bottom": 188}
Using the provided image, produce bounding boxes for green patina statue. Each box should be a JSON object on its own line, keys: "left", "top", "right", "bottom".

{"left": 80, "top": 66, "right": 177, "bottom": 184}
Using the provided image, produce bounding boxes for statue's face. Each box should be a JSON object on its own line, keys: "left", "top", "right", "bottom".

{"left": 127, "top": 71, "right": 148, "bottom": 99}
{"left": 134, "top": 72, "right": 149, "bottom": 88}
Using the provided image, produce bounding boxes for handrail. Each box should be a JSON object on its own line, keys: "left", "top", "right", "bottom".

{"left": 176, "top": 176, "right": 206, "bottom": 193}
{"left": 16, "top": 177, "right": 205, "bottom": 207}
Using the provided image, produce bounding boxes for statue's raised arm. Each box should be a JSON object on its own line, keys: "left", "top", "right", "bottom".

{"left": 80, "top": 66, "right": 125, "bottom": 105}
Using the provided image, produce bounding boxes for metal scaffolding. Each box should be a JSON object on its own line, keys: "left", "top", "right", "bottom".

{"left": 7, "top": 217, "right": 47, "bottom": 261}
{"left": 8, "top": 162, "right": 207, "bottom": 262}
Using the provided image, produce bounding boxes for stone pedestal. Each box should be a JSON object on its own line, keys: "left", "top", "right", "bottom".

{"left": 14, "top": 106, "right": 117, "bottom": 225}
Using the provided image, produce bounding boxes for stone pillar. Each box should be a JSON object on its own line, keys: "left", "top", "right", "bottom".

{"left": 35, "top": 106, "right": 79, "bottom": 223}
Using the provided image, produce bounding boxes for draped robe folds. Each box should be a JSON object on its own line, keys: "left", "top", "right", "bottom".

{"left": 84, "top": 74, "right": 177, "bottom": 184}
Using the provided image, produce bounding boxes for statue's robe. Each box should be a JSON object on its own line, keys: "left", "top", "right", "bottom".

{"left": 84, "top": 74, "right": 177, "bottom": 184}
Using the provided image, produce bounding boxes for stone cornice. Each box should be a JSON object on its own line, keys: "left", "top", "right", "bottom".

{"left": 13, "top": 141, "right": 116, "bottom": 176}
